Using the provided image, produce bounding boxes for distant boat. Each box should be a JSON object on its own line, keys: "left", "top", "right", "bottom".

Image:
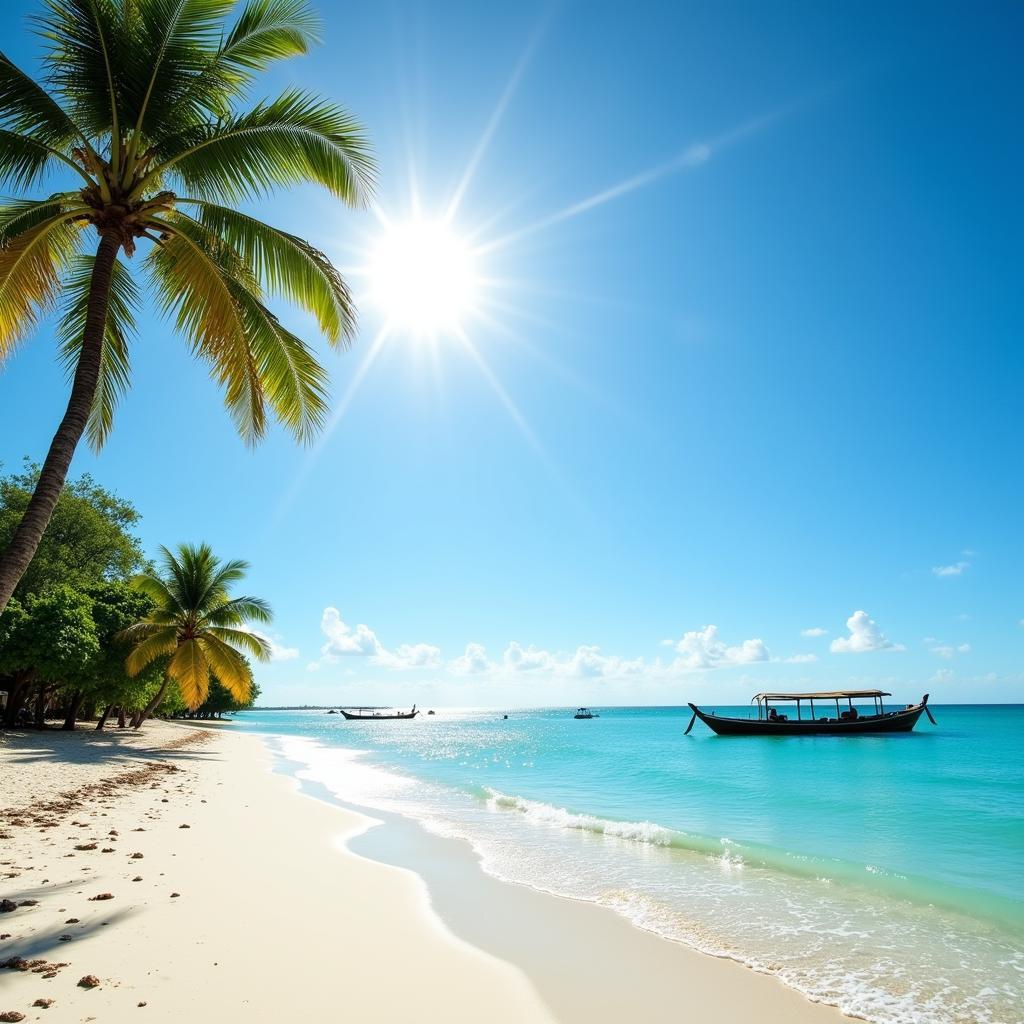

{"left": 427, "top": 709, "right": 436, "bottom": 715}
{"left": 339, "top": 705, "right": 420, "bottom": 721}
{"left": 326, "top": 709, "right": 338, "bottom": 714}
{"left": 686, "top": 690, "right": 935, "bottom": 736}
{"left": 573, "top": 707, "right": 599, "bottom": 719}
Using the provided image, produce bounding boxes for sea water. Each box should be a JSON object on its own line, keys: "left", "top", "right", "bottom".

{"left": 235, "top": 705, "right": 1024, "bottom": 1024}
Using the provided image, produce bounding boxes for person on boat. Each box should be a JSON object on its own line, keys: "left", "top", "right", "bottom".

{"left": 768, "top": 707, "right": 779, "bottom": 721}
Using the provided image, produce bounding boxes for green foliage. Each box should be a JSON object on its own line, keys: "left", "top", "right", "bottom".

{"left": 0, "top": 463, "right": 145, "bottom": 600}
{"left": 20, "top": 584, "right": 99, "bottom": 683}
{"left": 0, "top": 596, "right": 30, "bottom": 674}
{"left": 83, "top": 580, "right": 163, "bottom": 706}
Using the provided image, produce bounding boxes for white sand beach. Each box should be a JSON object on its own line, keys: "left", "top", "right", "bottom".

{"left": 1, "top": 722, "right": 850, "bottom": 1023}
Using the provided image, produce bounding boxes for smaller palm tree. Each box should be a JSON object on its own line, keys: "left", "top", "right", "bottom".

{"left": 119, "top": 543, "right": 271, "bottom": 727}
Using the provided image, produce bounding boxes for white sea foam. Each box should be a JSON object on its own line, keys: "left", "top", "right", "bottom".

{"left": 484, "top": 788, "right": 678, "bottom": 847}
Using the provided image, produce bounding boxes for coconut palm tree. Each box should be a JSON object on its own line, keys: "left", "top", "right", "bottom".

{"left": 119, "top": 542, "right": 271, "bottom": 726}
{"left": 0, "top": 0, "right": 374, "bottom": 612}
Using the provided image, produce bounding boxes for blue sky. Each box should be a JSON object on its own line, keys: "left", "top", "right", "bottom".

{"left": 1, "top": 1, "right": 1021, "bottom": 706}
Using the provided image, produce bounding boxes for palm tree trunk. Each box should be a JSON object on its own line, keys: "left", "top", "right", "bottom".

{"left": 96, "top": 704, "right": 113, "bottom": 730}
{"left": 62, "top": 689, "right": 86, "bottom": 730}
{"left": 1, "top": 670, "right": 33, "bottom": 727}
{"left": 133, "top": 677, "right": 171, "bottom": 730}
{"left": 34, "top": 685, "right": 51, "bottom": 729}
{"left": 0, "top": 232, "right": 122, "bottom": 614}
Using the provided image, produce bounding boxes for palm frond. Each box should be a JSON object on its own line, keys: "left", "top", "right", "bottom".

{"left": 33, "top": 0, "right": 126, "bottom": 142}
{"left": 126, "top": 0, "right": 236, "bottom": 147}
{"left": 222, "top": 0, "right": 319, "bottom": 68}
{"left": 168, "top": 542, "right": 219, "bottom": 613}
{"left": 0, "top": 52, "right": 92, "bottom": 152}
{"left": 205, "top": 624, "right": 271, "bottom": 659}
{"left": 166, "top": 636, "right": 210, "bottom": 708}
{"left": 122, "top": 624, "right": 178, "bottom": 675}
{"left": 204, "top": 595, "right": 272, "bottom": 627}
{"left": 57, "top": 253, "right": 141, "bottom": 451}
{"left": 145, "top": 217, "right": 266, "bottom": 443}
{"left": 0, "top": 209, "right": 84, "bottom": 361}
{"left": 0, "top": 129, "right": 88, "bottom": 188}
{"left": 0, "top": 196, "right": 78, "bottom": 244}
{"left": 148, "top": 88, "right": 374, "bottom": 204}
{"left": 133, "top": 560, "right": 186, "bottom": 616}
{"left": 227, "top": 277, "right": 330, "bottom": 440}
{"left": 158, "top": 0, "right": 319, "bottom": 125}
{"left": 194, "top": 556, "right": 249, "bottom": 609}
{"left": 177, "top": 198, "right": 355, "bottom": 344}
{"left": 198, "top": 633, "right": 253, "bottom": 701}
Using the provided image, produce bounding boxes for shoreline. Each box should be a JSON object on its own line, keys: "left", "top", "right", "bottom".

{"left": 2, "top": 722, "right": 849, "bottom": 1023}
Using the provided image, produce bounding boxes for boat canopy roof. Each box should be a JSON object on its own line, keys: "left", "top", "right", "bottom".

{"left": 752, "top": 689, "right": 891, "bottom": 702}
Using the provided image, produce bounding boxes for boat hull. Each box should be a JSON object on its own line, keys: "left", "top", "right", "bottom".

{"left": 687, "top": 702, "right": 928, "bottom": 736}
{"left": 338, "top": 709, "right": 419, "bottom": 721}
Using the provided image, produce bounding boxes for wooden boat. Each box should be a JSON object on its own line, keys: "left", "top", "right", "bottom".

{"left": 339, "top": 705, "right": 419, "bottom": 721}
{"left": 685, "top": 690, "right": 935, "bottom": 736}
{"left": 573, "top": 707, "right": 599, "bottom": 719}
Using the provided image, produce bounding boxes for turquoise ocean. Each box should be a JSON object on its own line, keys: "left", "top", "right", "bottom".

{"left": 235, "top": 705, "right": 1024, "bottom": 1024}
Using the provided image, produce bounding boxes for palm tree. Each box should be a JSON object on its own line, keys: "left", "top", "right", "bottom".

{"left": 0, "top": 0, "right": 374, "bottom": 612}
{"left": 119, "top": 542, "right": 271, "bottom": 726}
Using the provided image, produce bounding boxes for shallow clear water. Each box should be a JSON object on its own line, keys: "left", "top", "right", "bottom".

{"left": 235, "top": 705, "right": 1024, "bottom": 1024}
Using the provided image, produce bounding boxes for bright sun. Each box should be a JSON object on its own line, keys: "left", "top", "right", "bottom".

{"left": 367, "top": 220, "right": 479, "bottom": 334}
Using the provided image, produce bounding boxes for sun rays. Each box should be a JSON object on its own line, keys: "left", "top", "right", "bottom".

{"left": 277, "top": 13, "right": 809, "bottom": 518}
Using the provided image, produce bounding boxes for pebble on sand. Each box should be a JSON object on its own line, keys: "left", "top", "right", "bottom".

{"left": 77, "top": 974, "right": 101, "bottom": 988}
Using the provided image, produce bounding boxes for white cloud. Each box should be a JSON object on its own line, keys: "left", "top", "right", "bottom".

{"left": 373, "top": 643, "right": 443, "bottom": 670}
{"left": 310, "top": 607, "right": 439, "bottom": 671}
{"left": 319, "top": 607, "right": 382, "bottom": 657}
{"left": 800, "top": 627, "right": 828, "bottom": 637}
{"left": 784, "top": 653, "right": 818, "bottom": 664}
{"left": 930, "top": 668, "right": 954, "bottom": 684}
{"left": 562, "top": 645, "right": 645, "bottom": 678}
{"left": 503, "top": 641, "right": 555, "bottom": 672}
{"left": 669, "top": 625, "right": 770, "bottom": 670}
{"left": 933, "top": 557, "right": 970, "bottom": 581}
{"left": 830, "top": 610, "right": 904, "bottom": 654}
{"left": 450, "top": 642, "right": 493, "bottom": 675}
{"left": 498, "top": 642, "right": 646, "bottom": 679}
{"left": 930, "top": 642, "right": 970, "bottom": 660}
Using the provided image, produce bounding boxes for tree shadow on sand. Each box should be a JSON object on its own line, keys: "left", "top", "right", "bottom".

{"left": 1, "top": 879, "right": 135, "bottom": 966}
{"left": 0, "top": 728, "right": 222, "bottom": 769}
